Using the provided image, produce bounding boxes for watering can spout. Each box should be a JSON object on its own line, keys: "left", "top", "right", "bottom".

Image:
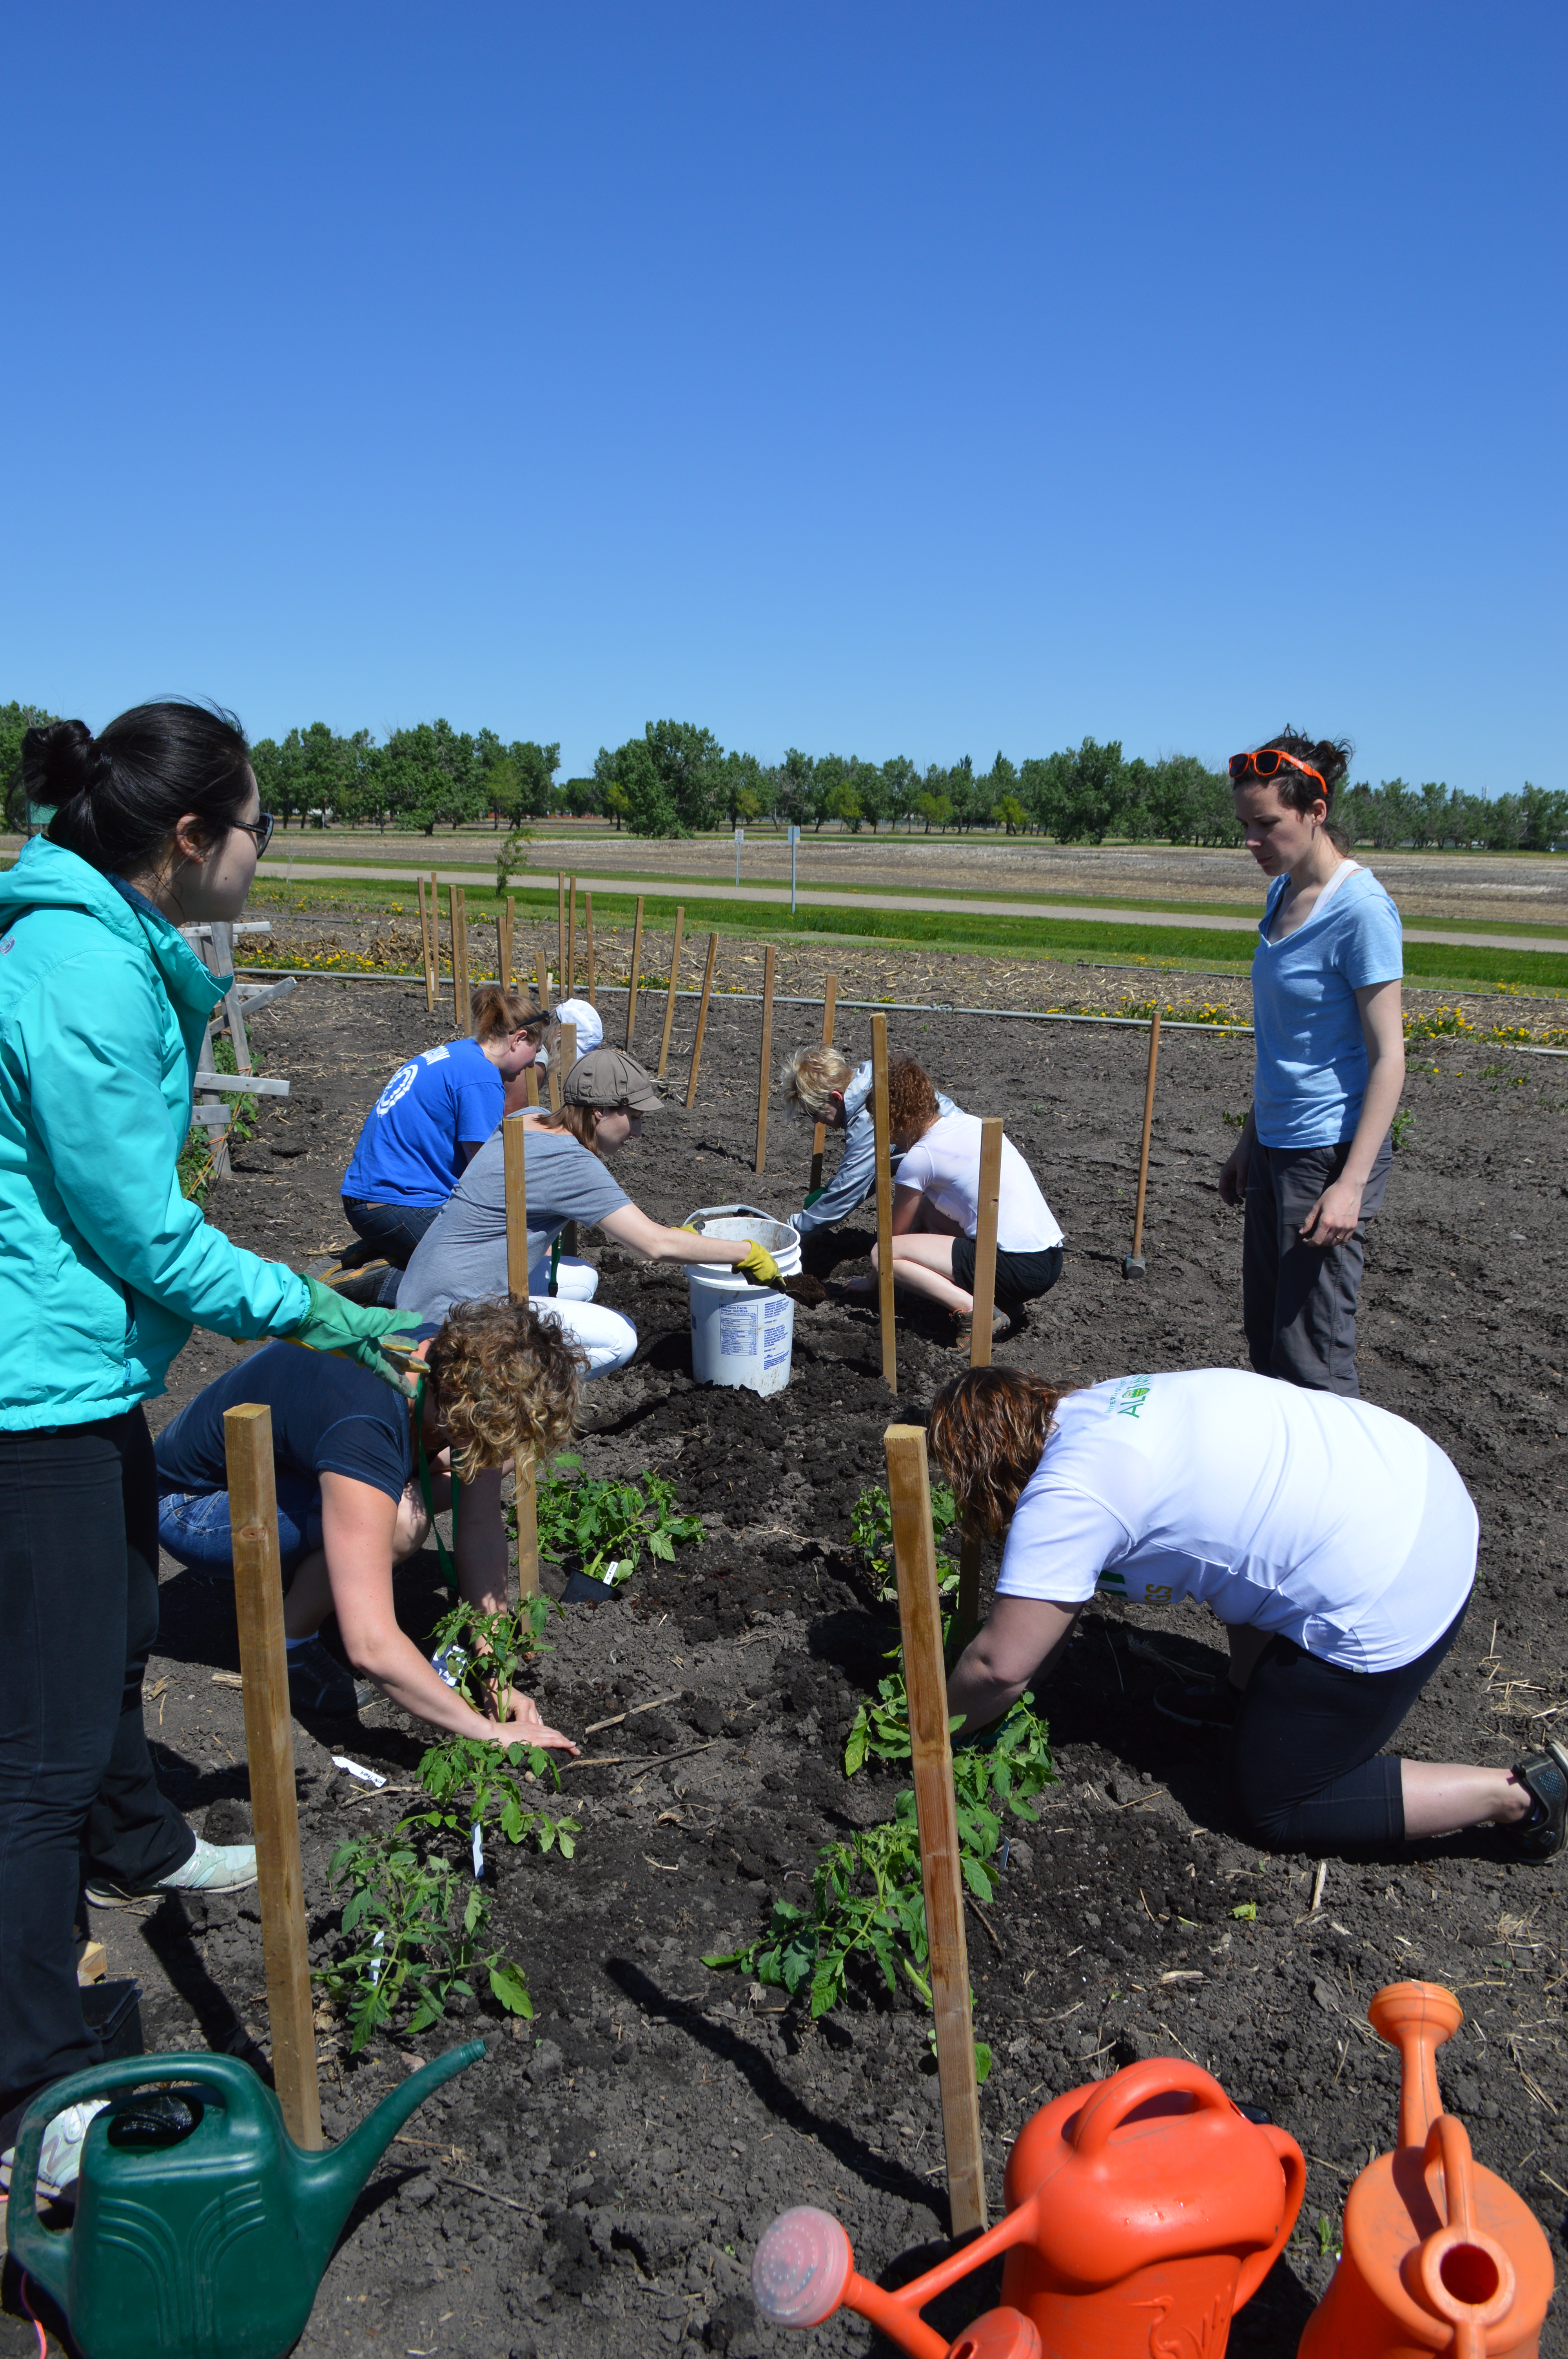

{"left": 294, "top": 2038, "right": 485, "bottom": 2274}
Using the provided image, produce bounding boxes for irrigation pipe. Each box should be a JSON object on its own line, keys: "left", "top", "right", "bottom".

{"left": 233, "top": 968, "right": 1568, "bottom": 1050}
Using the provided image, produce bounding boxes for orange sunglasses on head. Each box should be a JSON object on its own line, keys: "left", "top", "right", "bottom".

{"left": 1229, "top": 749, "right": 1327, "bottom": 795}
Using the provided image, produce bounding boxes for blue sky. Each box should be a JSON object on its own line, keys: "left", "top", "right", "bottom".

{"left": 4, "top": 4, "right": 1561, "bottom": 794}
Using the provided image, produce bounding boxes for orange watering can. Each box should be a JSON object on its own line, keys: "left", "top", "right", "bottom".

{"left": 753, "top": 2054, "right": 1305, "bottom": 2359}
{"left": 1299, "top": 1981, "right": 1553, "bottom": 2359}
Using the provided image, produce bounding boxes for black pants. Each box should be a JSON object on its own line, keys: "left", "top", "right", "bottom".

{"left": 0, "top": 1410, "right": 193, "bottom": 2141}
{"left": 1231, "top": 1600, "right": 1468, "bottom": 1850}
{"left": 1242, "top": 1135, "right": 1392, "bottom": 1396}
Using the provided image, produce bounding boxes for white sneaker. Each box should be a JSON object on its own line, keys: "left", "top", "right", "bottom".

{"left": 0, "top": 2098, "right": 110, "bottom": 2198}
{"left": 85, "top": 1835, "right": 258, "bottom": 1908}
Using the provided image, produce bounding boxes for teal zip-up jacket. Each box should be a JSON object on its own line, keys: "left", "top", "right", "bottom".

{"left": 0, "top": 836, "right": 311, "bottom": 1429}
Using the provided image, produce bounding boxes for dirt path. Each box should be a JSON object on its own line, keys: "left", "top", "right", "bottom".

{"left": 24, "top": 967, "right": 1568, "bottom": 2359}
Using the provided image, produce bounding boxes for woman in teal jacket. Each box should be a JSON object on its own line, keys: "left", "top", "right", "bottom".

{"left": 0, "top": 704, "right": 408, "bottom": 2196}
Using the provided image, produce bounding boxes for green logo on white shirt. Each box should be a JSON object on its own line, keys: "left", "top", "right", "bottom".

{"left": 1105, "top": 1375, "right": 1154, "bottom": 1419}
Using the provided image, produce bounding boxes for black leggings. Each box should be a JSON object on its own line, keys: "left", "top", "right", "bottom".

{"left": 0, "top": 1410, "right": 193, "bottom": 2141}
{"left": 1230, "top": 1601, "right": 1468, "bottom": 1850}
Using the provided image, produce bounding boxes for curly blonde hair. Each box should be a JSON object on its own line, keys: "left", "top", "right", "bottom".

{"left": 778, "top": 1043, "right": 853, "bottom": 1121}
{"left": 424, "top": 1299, "right": 583, "bottom": 1482}
{"left": 927, "top": 1367, "right": 1067, "bottom": 1536}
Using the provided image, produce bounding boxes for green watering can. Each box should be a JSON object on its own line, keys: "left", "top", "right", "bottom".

{"left": 7, "top": 2041, "right": 484, "bottom": 2359}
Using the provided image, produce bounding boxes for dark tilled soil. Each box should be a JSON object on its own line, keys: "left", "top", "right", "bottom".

{"left": 9, "top": 972, "right": 1568, "bottom": 2359}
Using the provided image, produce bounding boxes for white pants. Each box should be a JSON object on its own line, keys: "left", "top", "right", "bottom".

{"left": 525, "top": 1256, "right": 638, "bottom": 1380}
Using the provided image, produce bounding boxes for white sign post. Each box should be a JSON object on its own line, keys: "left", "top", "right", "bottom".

{"left": 787, "top": 823, "right": 800, "bottom": 914}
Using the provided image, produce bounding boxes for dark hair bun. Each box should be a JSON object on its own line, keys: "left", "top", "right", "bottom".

{"left": 23, "top": 719, "right": 102, "bottom": 809}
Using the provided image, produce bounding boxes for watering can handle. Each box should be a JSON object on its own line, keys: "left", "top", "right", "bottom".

{"left": 6, "top": 2054, "right": 265, "bottom": 2308}
{"left": 1070, "top": 2059, "right": 1234, "bottom": 2159}
{"left": 1234, "top": 2126, "right": 1308, "bottom": 2309}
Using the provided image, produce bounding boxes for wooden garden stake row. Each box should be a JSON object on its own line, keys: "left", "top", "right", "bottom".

{"left": 657, "top": 906, "right": 686, "bottom": 1080}
{"left": 955, "top": 1116, "right": 1004, "bottom": 1643}
{"left": 224, "top": 1404, "right": 322, "bottom": 2152}
{"left": 503, "top": 1118, "right": 541, "bottom": 1597}
{"left": 871, "top": 1013, "right": 897, "bottom": 1392}
{"left": 626, "top": 897, "right": 644, "bottom": 1050}
{"left": 685, "top": 932, "right": 719, "bottom": 1110}
{"left": 885, "top": 1421, "right": 987, "bottom": 2236}
{"left": 449, "top": 883, "right": 470, "bottom": 1030}
{"left": 809, "top": 974, "right": 838, "bottom": 1193}
{"left": 1123, "top": 1009, "right": 1162, "bottom": 1279}
{"left": 417, "top": 876, "right": 437, "bottom": 1012}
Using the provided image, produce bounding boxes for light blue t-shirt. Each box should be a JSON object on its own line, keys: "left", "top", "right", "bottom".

{"left": 341, "top": 1038, "right": 504, "bottom": 1206}
{"left": 1251, "top": 864, "right": 1403, "bottom": 1148}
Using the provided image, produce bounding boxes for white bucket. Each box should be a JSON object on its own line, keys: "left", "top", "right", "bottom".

{"left": 685, "top": 1205, "right": 802, "bottom": 1397}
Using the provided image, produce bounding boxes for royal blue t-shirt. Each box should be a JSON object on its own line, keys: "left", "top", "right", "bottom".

{"left": 154, "top": 1342, "right": 413, "bottom": 1506}
{"left": 341, "top": 1038, "right": 504, "bottom": 1206}
{"left": 1251, "top": 864, "right": 1403, "bottom": 1148}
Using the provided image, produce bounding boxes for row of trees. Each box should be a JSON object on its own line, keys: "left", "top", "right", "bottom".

{"left": 3, "top": 699, "right": 1564, "bottom": 850}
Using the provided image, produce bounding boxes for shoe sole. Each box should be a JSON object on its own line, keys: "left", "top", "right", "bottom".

{"left": 86, "top": 1869, "right": 259, "bottom": 1906}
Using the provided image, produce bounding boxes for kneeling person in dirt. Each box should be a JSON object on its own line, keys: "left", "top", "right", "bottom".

{"left": 862, "top": 1058, "right": 1064, "bottom": 1345}
{"left": 778, "top": 1043, "right": 962, "bottom": 1239}
{"left": 397, "top": 1047, "right": 787, "bottom": 1374}
{"left": 154, "top": 1301, "right": 580, "bottom": 1747}
{"left": 929, "top": 1365, "right": 1568, "bottom": 1861}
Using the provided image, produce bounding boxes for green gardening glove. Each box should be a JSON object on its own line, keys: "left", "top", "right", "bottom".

{"left": 289, "top": 1276, "right": 422, "bottom": 1389}
{"left": 736, "top": 1240, "right": 786, "bottom": 1290}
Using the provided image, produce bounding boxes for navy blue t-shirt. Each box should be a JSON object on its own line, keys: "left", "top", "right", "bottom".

{"left": 342, "top": 1037, "right": 505, "bottom": 1207}
{"left": 154, "top": 1343, "right": 414, "bottom": 1507}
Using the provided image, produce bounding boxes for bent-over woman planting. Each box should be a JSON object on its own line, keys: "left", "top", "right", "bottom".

{"left": 156, "top": 1300, "right": 580, "bottom": 1750}
{"left": 929, "top": 1365, "right": 1567, "bottom": 1859}
{"left": 851, "top": 1058, "right": 1063, "bottom": 1346}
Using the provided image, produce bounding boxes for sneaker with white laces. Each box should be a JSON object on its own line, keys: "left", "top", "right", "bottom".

{"left": 0, "top": 2098, "right": 110, "bottom": 2199}
{"left": 85, "top": 1834, "right": 258, "bottom": 1909}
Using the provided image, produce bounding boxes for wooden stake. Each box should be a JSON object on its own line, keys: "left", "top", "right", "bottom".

{"left": 548, "top": 1032, "right": 563, "bottom": 1113}
{"left": 534, "top": 953, "right": 548, "bottom": 1014}
{"left": 561, "top": 1019, "right": 577, "bottom": 1077}
{"left": 809, "top": 973, "right": 838, "bottom": 1193}
{"left": 754, "top": 943, "right": 775, "bottom": 1174}
{"left": 885, "top": 1424, "right": 986, "bottom": 2235}
{"left": 417, "top": 877, "right": 436, "bottom": 1013}
{"left": 566, "top": 877, "right": 577, "bottom": 995}
{"left": 500, "top": 896, "right": 515, "bottom": 994}
{"left": 584, "top": 893, "right": 596, "bottom": 1006}
{"left": 556, "top": 873, "right": 566, "bottom": 988}
{"left": 429, "top": 869, "right": 440, "bottom": 1001}
{"left": 871, "top": 1012, "right": 897, "bottom": 1392}
{"left": 450, "top": 884, "right": 469, "bottom": 1030}
{"left": 524, "top": 1063, "right": 539, "bottom": 1108}
{"left": 502, "top": 1121, "right": 539, "bottom": 1598}
{"left": 657, "top": 905, "right": 685, "bottom": 1080}
{"left": 224, "top": 1403, "right": 323, "bottom": 2152}
{"left": 685, "top": 932, "right": 719, "bottom": 1109}
{"left": 956, "top": 1116, "right": 1005, "bottom": 1642}
{"left": 1123, "top": 1009, "right": 1162, "bottom": 1279}
{"left": 626, "top": 897, "right": 644, "bottom": 1049}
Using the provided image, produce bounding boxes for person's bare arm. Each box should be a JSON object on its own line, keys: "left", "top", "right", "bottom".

{"left": 318, "top": 1471, "right": 577, "bottom": 1747}
{"left": 889, "top": 1183, "right": 923, "bottom": 1236}
{"left": 946, "top": 1596, "right": 1083, "bottom": 1735}
{"left": 1300, "top": 978, "right": 1405, "bottom": 1249}
{"left": 598, "top": 1203, "right": 748, "bottom": 1268}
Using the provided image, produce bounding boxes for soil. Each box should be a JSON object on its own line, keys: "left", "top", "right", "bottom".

{"left": 6, "top": 960, "right": 1568, "bottom": 2359}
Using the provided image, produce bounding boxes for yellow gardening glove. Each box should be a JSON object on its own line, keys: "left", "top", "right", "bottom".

{"left": 736, "top": 1240, "right": 785, "bottom": 1289}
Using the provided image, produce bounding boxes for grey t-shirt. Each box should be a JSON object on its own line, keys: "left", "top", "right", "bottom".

{"left": 398, "top": 1127, "right": 631, "bottom": 1323}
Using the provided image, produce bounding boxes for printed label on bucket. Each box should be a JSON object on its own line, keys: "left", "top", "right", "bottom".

{"left": 720, "top": 1308, "right": 759, "bottom": 1356}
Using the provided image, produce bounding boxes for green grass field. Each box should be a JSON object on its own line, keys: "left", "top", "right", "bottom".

{"left": 252, "top": 874, "right": 1568, "bottom": 996}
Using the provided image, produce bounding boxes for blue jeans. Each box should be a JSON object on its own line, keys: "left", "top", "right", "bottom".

{"left": 341, "top": 1196, "right": 443, "bottom": 1270}
{"left": 159, "top": 1469, "right": 324, "bottom": 1581}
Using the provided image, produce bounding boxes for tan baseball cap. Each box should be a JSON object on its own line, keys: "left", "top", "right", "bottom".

{"left": 563, "top": 1046, "right": 663, "bottom": 1113}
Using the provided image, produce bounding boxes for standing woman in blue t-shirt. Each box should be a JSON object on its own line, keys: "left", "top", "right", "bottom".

{"left": 1219, "top": 733, "right": 1405, "bottom": 1396}
{"left": 340, "top": 984, "right": 546, "bottom": 1267}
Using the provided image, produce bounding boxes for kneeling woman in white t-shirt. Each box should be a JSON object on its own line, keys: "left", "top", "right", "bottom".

{"left": 930, "top": 1365, "right": 1567, "bottom": 1860}
{"left": 862, "top": 1060, "right": 1063, "bottom": 1339}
